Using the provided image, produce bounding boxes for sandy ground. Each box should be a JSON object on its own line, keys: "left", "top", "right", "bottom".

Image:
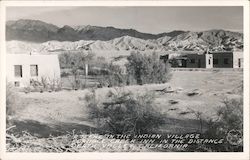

{"left": 11, "top": 69, "right": 243, "bottom": 137}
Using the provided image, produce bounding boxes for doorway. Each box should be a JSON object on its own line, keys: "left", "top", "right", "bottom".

{"left": 198, "top": 59, "right": 201, "bottom": 68}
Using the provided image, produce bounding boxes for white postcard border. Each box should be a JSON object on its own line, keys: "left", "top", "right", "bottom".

{"left": 0, "top": 1, "right": 249, "bottom": 160}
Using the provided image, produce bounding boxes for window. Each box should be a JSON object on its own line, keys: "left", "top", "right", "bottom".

{"left": 224, "top": 58, "right": 229, "bottom": 64}
{"left": 208, "top": 59, "right": 211, "bottom": 65}
{"left": 14, "top": 65, "right": 22, "bottom": 77}
{"left": 213, "top": 59, "right": 218, "bottom": 65}
{"left": 190, "top": 59, "right": 195, "bottom": 63}
{"left": 30, "top": 65, "right": 38, "bottom": 76}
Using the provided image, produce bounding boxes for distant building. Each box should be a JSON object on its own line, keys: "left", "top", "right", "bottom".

{"left": 162, "top": 51, "right": 243, "bottom": 69}
{"left": 7, "top": 54, "right": 61, "bottom": 87}
{"left": 186, "top": 53, "right": 213, "bottom": 68}
{"left": 209, "top": 51, "right": 243, "bottom": 68}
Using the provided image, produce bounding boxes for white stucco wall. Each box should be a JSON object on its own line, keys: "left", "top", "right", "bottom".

{"left": 7, "top": 54, "right": 61, "bottom": 87}
{"left": 205, "top": 54, "right": 213, "bottom": 68}
{"left": 233, "top": 52, "right": 243, "bottom": 68}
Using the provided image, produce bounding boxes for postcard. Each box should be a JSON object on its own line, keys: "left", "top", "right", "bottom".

{"left": 0, "top": 1, "right": 249, "bottom": 160}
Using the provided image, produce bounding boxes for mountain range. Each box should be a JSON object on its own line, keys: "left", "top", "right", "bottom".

{"left": 6, "top": 19, "right": 243, "bottom": 55}
{"left": 6, "top": 19, "right": 185, "bottom": 42}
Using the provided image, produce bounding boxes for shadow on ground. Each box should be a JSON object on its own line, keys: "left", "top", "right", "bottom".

{"left": 10, "top": 119, "right": 98, "bottom": 138}
{"left": 9, "top": 116, "right": 207, "bottom": 138}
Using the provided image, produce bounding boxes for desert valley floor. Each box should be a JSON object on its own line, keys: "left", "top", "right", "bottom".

{"left": 10, "top": 69, "right": 243, "bottom": 137}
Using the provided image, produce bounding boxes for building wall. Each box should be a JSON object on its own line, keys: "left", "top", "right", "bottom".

{"left": 7, "top": 54, "right": 61, "bottom": 87}
{"left": 233, "top": 52, "right": 243, "bottom": 68}
{"left": 186, "top": 54, "right": 206, "bottom": 68}
{"left": 169, "top": 51, "right": 242, "bottom": 69}
{"left": 205, "top": 54, "right": 213, "bottom": 68}
{"left": 212, "top": 52, "right": 233, "bottom": 68}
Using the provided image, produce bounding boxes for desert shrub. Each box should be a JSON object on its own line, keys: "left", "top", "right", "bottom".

{"left": 188, "top": 98, "right": 243, "bottom": 152}
{"left": 61, "top": 70, "right": 71, "bottom": 77}
{"left": 87, "top": 56, "right": 111, "bottom": 77}
{"left": 59, "top": 52, "right": 72, "bottom": 69}
{"left": 6, "top": 83, "right": 17, "bottom": 116}
{"left": 59, "top": 51, "right": 94, "bottom": 69}
{"left": 6, "top": 130, "right": 148, "bottom": 152}
{"left": 6, "top": 83, "right": 22, "bottom": 128}
{"left": 97, "top": 64, "right": 127, "bottom": 88}
{"left": 126, "top": 52, "right": 171, "bottom": 85}
{"left": 29, "top": 76, "right": 62, "bottom": 92}
{"left": 85, "top": 89, "right": 165, "bottom": 135}
{"left": 105, "top": 64, "right": 127, "bottom": 87}
{"left": 88, "top": 67, "right": 109, "bottom": 76}
{"left": 67, "top": 75, "right": 87, "bottom": 90}
{"left": 59, "top": 51, "right": 95, "bottom": 89}
{"left": 88, "top": 69, "right": 101, "bottom": 76}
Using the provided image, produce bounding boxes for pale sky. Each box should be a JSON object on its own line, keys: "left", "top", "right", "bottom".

{"left": 6, "top": 6, "right": 243, "bottom": 34}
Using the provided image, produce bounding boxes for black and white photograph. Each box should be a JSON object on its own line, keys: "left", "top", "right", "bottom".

{"left": 0, "top": 0, "right": 249, "bottom": 159}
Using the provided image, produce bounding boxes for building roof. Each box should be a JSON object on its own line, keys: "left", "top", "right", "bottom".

{"left": 208, "top": 51, "right": 233, "bottom": 54}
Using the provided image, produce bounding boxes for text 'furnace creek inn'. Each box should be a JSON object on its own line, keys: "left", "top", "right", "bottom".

{"left": 6, "top": 50, "right": 243, "bottom": 88}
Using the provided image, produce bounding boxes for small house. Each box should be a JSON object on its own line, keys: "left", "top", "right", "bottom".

{"left": 7, "top": 54, "right": 61, "bottom": 87}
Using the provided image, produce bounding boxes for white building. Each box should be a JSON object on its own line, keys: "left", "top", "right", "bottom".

{"left": 233, "top": 51, "right": 244, "bottom": 68}
{"left": 7, "top": 54, "right": 61, "bottom": 87}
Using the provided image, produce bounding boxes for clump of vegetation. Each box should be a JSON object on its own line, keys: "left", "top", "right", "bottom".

{"left": 85, "top": 89, "right": 165, "bottom": 135}
{"left": 6, "top": 130, "right": 148, "bottom": 152}
{"left": 6, "top": 83, "right": 18, "bottom": 116}
{"left": 59, "top": 51, "right": 95, "bottom": 90}
{"left": 97, "top": 64, "right": 127, "bottom": 88}
{"left": 6, "top": 83, "right": 23, "bottom": 128}
{"left": 59, "top": 51, "right": 172, "bottom": 89}
{"left": 126, "top": 52, "right": 171, "bottom": 85}
{"left": 24, "top": 76, "right": 62, "bottom": 93}
{"left": 59, "top": 51, "right": 95, "bottom": 69}
{"left": 188, "top": 98, "right": 243, "bottom": 152}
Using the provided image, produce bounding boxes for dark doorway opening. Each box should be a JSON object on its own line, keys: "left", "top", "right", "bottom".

{"left": 198, "top": 59, "right": 201, "bottom": 68}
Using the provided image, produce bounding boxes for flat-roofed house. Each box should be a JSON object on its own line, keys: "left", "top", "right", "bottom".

{"left": 186, "top": 51, "right": 243, "bottom": 68}
{"left": 7, "top": 54, "right": 61, "bottom": 87}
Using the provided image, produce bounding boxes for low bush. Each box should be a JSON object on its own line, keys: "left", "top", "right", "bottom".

{"left": 6, "top": 129, "right": 148, "bottom": 152}
{"left": 59, "top": 51, "right": 94, "bottom": 69}
{"left": 29, "top": 76, "right": 62, "bottom": 92}
{"left": 6, "top": 83, "right": 21, "bottom": 128}
{"left": 96, "top": 64, "right": 127, "bottom": 88}
{"left": 61, "top": 70, "right": 71, "bottom": 77}
{"left": 85, "top": 89, "right": 165, "bottom": 135}
{"left": 6, "top": 83, "right": 17, "bottom": 116}
{"left": 188, "top": 98, "right": 243, "bottom": 152}
{"left": 126, "top": 52, "right": 171, "bottom": 85}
